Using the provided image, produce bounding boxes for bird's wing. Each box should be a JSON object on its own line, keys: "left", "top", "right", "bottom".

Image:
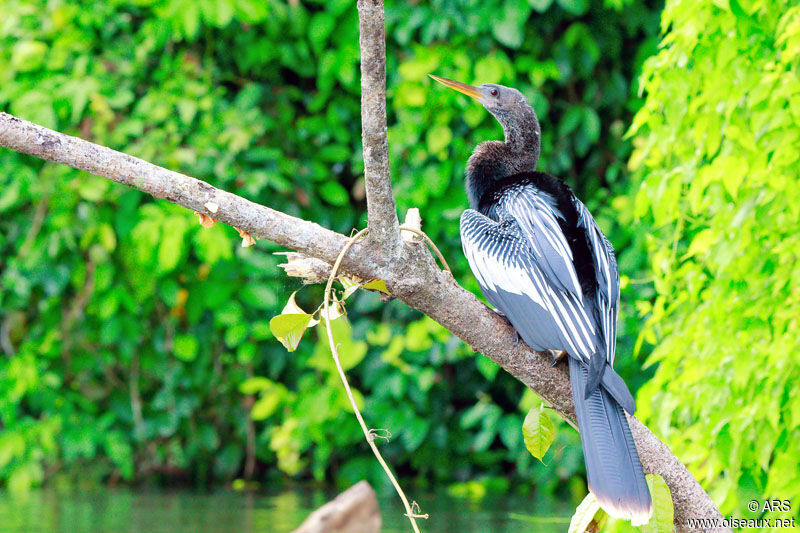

{"left": 502, "top": 188, "right": 583, "bottom": 299}
{"left": 575, "top": 199, "right": 620, "bottom": 364}
{"left": 460, "top": 209, "right": 598, "bottom": 361}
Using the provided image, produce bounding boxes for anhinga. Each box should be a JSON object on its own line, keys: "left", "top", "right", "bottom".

{"left": 431, "top": 74, "right": 652, "bottom": 524}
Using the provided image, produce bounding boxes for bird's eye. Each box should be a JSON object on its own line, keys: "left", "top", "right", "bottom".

{"left": 490, "top": 88, "right": 498, "bottom": 97}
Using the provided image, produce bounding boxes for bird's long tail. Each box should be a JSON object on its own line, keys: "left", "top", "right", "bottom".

{"left": 568, "top": 356, "right": 652, "bottom": 525}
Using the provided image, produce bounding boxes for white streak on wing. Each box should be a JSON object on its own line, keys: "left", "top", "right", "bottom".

{"left": 505, "top": 192, "right": 582, "bottom": 297}
{"left": 574, "top": 199, "right": 620, "bottom": 365}
{"left": 462, "top": 212, "right": 546, "bottom": 307}
{"left": 546, "top": 284, "right": 594, "bottom": 358}
{"left": 527, "top": 265, "right": 582, "bottom": 356}
{"left": 461, "top": 206, "right": 597, "bottom": 361}
{"left": 470, "top": 232, "right": 493, "bottom": 290}
{"left": 531, "top": 196, "right": 573, "bottom": 259}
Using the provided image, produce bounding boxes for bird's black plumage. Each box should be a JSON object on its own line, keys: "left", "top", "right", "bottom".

{"left": 476, "top": 172, "right": 598, "bottom": 297}
{"left": 432, "top": 75, "right": 652, "bottom": 524}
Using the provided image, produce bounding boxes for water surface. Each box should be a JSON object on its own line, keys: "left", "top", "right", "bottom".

{"left": 0, "top": 486, "right": 572, "bottom": 532}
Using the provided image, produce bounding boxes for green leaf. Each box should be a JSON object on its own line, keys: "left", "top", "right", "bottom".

{"left": 270, "top": 314, "right": 314, "bottom": 352}
{"left": 684, "top": 228, "right": 715, "bottom": 258}
{"left": 522, "top": 404, "right": 555, "bottom": 461}
{"left": 492, "top": 19, "right": 524, "bottom": 49}
{"left": 476, "top": 355, "right": 500, "bottom": 380}
{"left": 225, "top": 323, "right": 249, "bottom": 348}
{"left": 98, "top": 223, "right": 117, "bottom": 252}
{"left": 11, "top": 92, "right": 57, "bottom": 130}
{"left": 0, "top": 180, "right": 21, "bottom": 213}
{"left": 559, "top": 106, "right": 584, "bottom": 137}
{"left": 529, "top": 0, "right": 554, "bottom": 12}
{"left": 638, "top": 474, "right": 674, "bottom": 532}
{"left": 240, "top": 284, "right": 277, "bottom": 310}
{"left": 8, "top": 464, "right": 34, "bottom": 495}
{"left": 239, "top": 377, "right": 273, "bottom": 395}
{"left": 362, "top": 279, "right": 390, "bottom": 295}
{"left": 236, "top": 342, "right": 257, "bottom": 364}
{"left": 568, "top": 492, "right": 607, "bottom": 533}
{"left": 181, "top": 2, "right": 201, "bottom": 39}
{"left": 157, "top": 215, "right": 188, "bottom": 273}
{"left": 398, "top": 52, "right": 442, "bottom": 81}
{"left": 193, "top": 225, "right": 233, "bottom": 265}
{"left": 728, "top": 0, "right": 757, "bottom": 27}
{"left": 474, "top": 56, "right": 506, "bottom": 84}
{"left": 251, "top": 387, "right": 284, "bottom": 420}
{"left": 0, "top": 433, "right": 25, "bottom": 470}
{"left": 556, "top": 0, "right": 589, "bottom": 15}
{"left": 11, "top": 41, "right": 48, "bottom": 72}
{"left": 583, "top": 107, "right": 601, "bottom": 144}
{"left": 269, "top": 292, "right": 317, "bottom": 351}
{"left": 721, "top": 155, "right": 747, "bottom": 199}
{"left": 499, "top": 414, "right": 522, "bottom": 450}
{"left": 491, "top": 0, "right": 531, "bottom": 49}
{"left": 319, "top": 181, "right": 349, "bottom": 206}
{"left": 426, "top": 124, "right": 452, "bottom": 154}
{"left": 173, "top": 334, "right": 198, "bottom": 362}
{"left": 309, "top": 12, "right": 336, "bottom": 53}
{"left": 340, "top": 276, "right": 361, "bottom": 300}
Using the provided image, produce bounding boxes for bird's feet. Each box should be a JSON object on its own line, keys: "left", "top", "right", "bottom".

{"left": 548, "top": 350, "right": 567, "bottom": 367}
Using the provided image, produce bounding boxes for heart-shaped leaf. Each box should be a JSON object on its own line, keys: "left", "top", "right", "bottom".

{"left": 522, "top": 404, "right": 555, "bottom": 461}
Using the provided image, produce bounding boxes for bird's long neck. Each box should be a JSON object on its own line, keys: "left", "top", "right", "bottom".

{"left": 500, "top": 105, "right": 540, "bottom": 156}
{"left": 465, "top": 105, "right": 541, "bottom": 209}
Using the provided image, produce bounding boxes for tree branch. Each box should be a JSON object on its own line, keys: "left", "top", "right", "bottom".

{"left": 0, "top": 110, "right": 725, "bottom": 531}
{"left": 357, "top": 0, "right": 400, "bottom": 249}
{"left": 0, "top": 112, "right": 386, "bottom": 280}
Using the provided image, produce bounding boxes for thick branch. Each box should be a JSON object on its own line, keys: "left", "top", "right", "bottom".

{"left": 357, "top": 0, "right": 400, "bottom": 248}
{"left": 0, "top": 113, "right": 724, "bottom": 531}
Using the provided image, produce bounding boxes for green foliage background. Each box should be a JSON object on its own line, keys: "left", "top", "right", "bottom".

{"left": 624, "top": 0, "right": 800, "bottom": 521}
{"left": 3, "top": 0, "right": 795, "bottom": 523}
{"left": 0, "top": 0, "right": 661, "bottom": 500}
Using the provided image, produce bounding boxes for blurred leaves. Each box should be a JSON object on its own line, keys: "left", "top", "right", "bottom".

{"left": 568, "top": 491, "right": 607, "bottom": 533}
{"left": 623, "top": 0, "right": 800, "bottom": 519}
{"left": 0, "top": 0, "right": 661, "bottom": 499}
{"left": 641, "top": 474, "right": 673, "bottom": 533}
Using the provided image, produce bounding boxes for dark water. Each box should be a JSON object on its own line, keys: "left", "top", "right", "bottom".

{"left": 0, "top": 486, "right": 572, "bottom": 532}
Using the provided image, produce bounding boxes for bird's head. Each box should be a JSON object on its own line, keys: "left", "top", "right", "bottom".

{"left": 430, "top": 74, "right": 541, "bottom": 174}
{"left": 429, "top": 75, "right": 530, "bottom": 122}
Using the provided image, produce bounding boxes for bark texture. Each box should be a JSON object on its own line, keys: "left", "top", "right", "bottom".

{"left": 357, "top": 0, "right": 400, "bottom": 249}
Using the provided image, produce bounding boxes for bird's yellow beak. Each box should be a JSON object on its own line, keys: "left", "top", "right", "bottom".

{"left": 429, "top": 74, "right": 483, "bottom": 100}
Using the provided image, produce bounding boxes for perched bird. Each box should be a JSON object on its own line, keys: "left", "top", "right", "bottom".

{"left": 431, "top": 74, "right": 652, "bottom": 524}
